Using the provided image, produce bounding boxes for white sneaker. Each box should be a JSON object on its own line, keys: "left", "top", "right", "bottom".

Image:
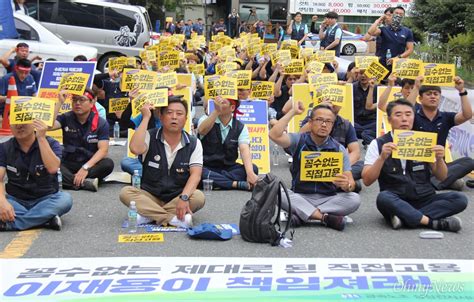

{"left": 137, "top": 214, "right": 154, "bottom": 225}
{"left": 288, "top": 157, "right": 293, "bottom": 163}
{"left": 169, "top": 214, "right": 193, "bottom": 229}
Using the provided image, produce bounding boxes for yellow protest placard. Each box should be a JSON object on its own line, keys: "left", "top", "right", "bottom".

{"left": 157, "top": 72, "right": 178, "bottom": 88}
{"left": 225, "top": 70, "right": 252, "bottom": 89}
{"left": 131, "top": 89, "right": 168, "bottom": 118}
{"left": 127, "top": 128, "right": 136, "bottom": 158}
{"left": 339, "top": 83, "right": 354, "bottom": 124}
{"left": 271, "top": 50, "right": 291, "bottom": 66}
{"left": 109, "top": 97, "right": 130, "bottom": 112}
{"left": 57, "top": 73, "right": 90, "bottom": 95}
{"left": 46, "top": 129, "right": 63, "bottom": 144}
{"left": 423, "top": 63, "right": 455, "bottom": 87}
{"left": 251, "top": 81, "right": 274, "bottom": 100}
{"left": 120, "top": 69, "right": 159, "bottom": 92}
{"left": 176, "top": 73, "right": 193, "bottom": 87}
{"left": 299, "top": 48, "right": 314, "bottom": 60}
{"left": 118, "top": 233, "right": 164, "bottom": 243}
{"left": 262, "top": 43, "right": 278, "bottom": 56}
{"left": 140, "top": 50, "right": 157, "bottom": 63}
{"left": 364, "top": 61, "right": 389, "bottom": 84}
{"left": 308, "top": 73, "right": 338, "bottom": 90}
{"left": 204, "top": 75, "right": 238, "bottom": 100}
{"left": 108, "top": 57, "right": 136, "bottom": 71}
{"left": 300, "top": 151, "right": 343, "bottom": 182}
{"left": 188, "top": 63, "right": 205, "bottom": 76}
{"left": 314, "top": 84, "right": 347, "bottom": 106}
{"left": 218, "top": 46, "right": 235, "bottom": 59}
{"left": 355, "top": 56, "right": 379, "bottom": 69}
{"left": 392, "top": 130, "right": 437, "bottom": 162}
{"left": 281, "top": 44, "right": 299, "bottom": 59}
{"left": 209, "top": 42, "right": 223, "bottom": 53}
{"left": 165, "top": 17, "right": 173, "bottom": 23}
{"left": 305, "top": 61, "right": 325, "bottom": 74}
{"left": 10, "top": 96, "right": 56, "bottom": 127}
{"left": 157, "top": 51, "right": 180, "bottom": 69}
{"left": 247, "top": 43, "right": 263, "bottom": 58}
{"left": 376, "top": 86, "right": 403, "bottom": 137}
{"left": 290, "top": 84, "right": 312, "bottom": 133}
{"left": 216, "top": 62, "right": 238, "bottom": 75}
{"left": 392, "top": 58, "right": 423, "bottom": 79}
{"left": 283, "top": 59, "right": 305, "bottom": 75}
{"left": 171, "top": 87, "right": 193, "bottom": 133}
{"left": 314, "top": 50, "right": 335, "bottom": 63}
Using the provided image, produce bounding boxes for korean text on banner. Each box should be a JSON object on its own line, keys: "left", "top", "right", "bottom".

{"left": 131, "top": 89, "right": 168, "bottom": 118}
{"left": 314, "top": 84, "right": 347, "bottom": 105}
{"left": 10, "top": 97, "right": 55, "bottom": 127}
{"left": 204, "top": 76, "right": 238, "bottom": 100}
{"left": 392, "top": 130, "right": 437, "bottom": 163}
{"left": 251, "top": 81, "right": 274, "bottom": 100}
{"left": 109, "top": 97, "right": 130, "bottom": 112}
{"left": 225, "top": 70, "right": 252, "bottom": 89}
{"left": 364, "top": 61, "right": 389, "bottom": 84}
{"left": 57, "top": 72, "right": 90, "bottom": 95}
{"left": 355, "top": 56, "right": 379, "bottom": 69}
{"left": 300, "top": 151, "right": 343, "bottom": 182}
{"left": 392, "top": 58, "right": 423, "bottom": 79}
{"left": 120, "top": 69, "right": 159, "bottom": 92}
{"left": 423, "top": 63, "right": 455, "bottom": 87}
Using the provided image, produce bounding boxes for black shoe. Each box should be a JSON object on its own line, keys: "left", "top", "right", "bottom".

{"left": 323, "top": 214, "right": 346, "bottom": 231}
{"left": 289, "top": 214, "right": 305, "bottom": 228}
{"left": 354, "top": 180, "right": 362, "bottom": 193}
{"left": 0, "top": 221, "right": 8, "bottom": 231}
{"left": 82, "top": 178, "right": 99, "bottom": 192}
{"left": 45, "top": 215, "right": 62, "bottom": 231}
{"left": 432, "top": 216, "right": 462, "bottom": 232}
{"left": 466, "top": 179, "right": 474, "bottom": 188}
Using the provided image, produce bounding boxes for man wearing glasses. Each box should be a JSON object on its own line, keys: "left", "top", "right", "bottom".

{"left": 269, "top": 103, "right": 360, "bottom": 231}
{"left": 51, "top": 89, "right": 114, "bottom": 192}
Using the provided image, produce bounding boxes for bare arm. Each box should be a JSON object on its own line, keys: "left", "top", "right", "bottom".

{"left": 362, "top": 142, "right": 396, "bottom": 186}
{"left": 269, "top": 101, "right": 305, "bottom": 148}
{"left": 378, "top": 74, "right": 397, "bottom": 112}
{"left": 0, "top": 168, "right": 16, "bottom": 223}
{"left": 197, "top": 107, "right": 220, "bottom": 136}
{"left": 84, "top": 140, "right": 109, "bottom": 168}
{"left": 367, "top": 16, "right": 384, "bottom": 36}
{"left": 0, "top": 47, "right": 15, "bottom": 68}
{"left": 129, "top": 104, "right": 152, "bottom": 155}
{"left": 430, "top": 145, "right": 448, "bottom": 181}
{"left": 347, "top": 142, "right": 361, "bottom": 166}
{"left": 453, "top": 77, "right": 472, "bottom": 125}
{"left": 365, "top": 80, "right": 377, "bottom": 110}
{"left": 34, "top": 120, "right": 60, "bottom": 174}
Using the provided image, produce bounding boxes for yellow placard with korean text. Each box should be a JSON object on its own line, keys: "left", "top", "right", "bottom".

{"left": 225, "top": 70, "right": 252, "bottom": 89}
{"left": 109, "top": 97, "right": 130, "bottom": 112}
{"left": 209, "top": 42, "right": 223, "bottom": 53}
{"left": 313, "top": 84, "right": 347, "bottom": 106}
{"left": 300, "top": 151, "right": 343, "bottom": 182}
{"left": 339, "top": 83, "right": 354, "bottom": 124}
{"left": 131, "top": 89, "right": 168, "bottom": 118}
{"left": 262, "top": 43, "right": 278, "bottom": 56}
{"left": 392, "top": 130, "right": 437, "bottom": 163}
{"left": 120, "top": 69, "right": 159, "bottom": 92}
{"left": 204, "top": 76, "right": 238, "bottom": 100}
{"left": 157, "top": 72, "right": 178, "bottom": 88}
{"left": 247, "top": 43, "right": 263, "bottom": 58}
{"left": 171, "top": 87, "right": 193, "bottom": 133}
{"left": 157, "top": 51, "right": 180, "bottom": 69}
{"left": 108, "top": 57, "right": 136, "bottom": 71}
{"left": 376, "top": 86, "right": 403, "bottom": 137}
{"left": 188, "top": 63, "right": 205, "bottom": 76}
{"left": 392, "top": 58, "right": 423, "bottom": 79}
{"left": 57, "top": 73, "right": 90, "bottom": 95}
{"left": 364, "top": 61, "right": 389, "bottom": 84}
{"left": 118, "top": 234, "right": 163, "bottom": 243}
{"left": 308, "top": 73, "right": 338, "bottom": 91}
{"left": 216, "top": 62, "right": 238, "bottom": 75}
{"left": 305, "top": 61, "right": 325, "bottom": 74}
{"left": 46, "top": 129, "right": 63, "bottom": 144}
{"left": 314, "top": 50, "right": 335, "bottom": 63}
{"left": 290, "top": 83, "right": 312, "bottom": 133}
{"left": 271, "top": 50, "right": 291, "bottom": 66}
{"left": 176, "top": 74, "right": 193, "bottom": 87}
{"left": 283, "top": 59, "right": 305, "bottom": 75}
{"left": 300, "top": 48, "right": 314, "bottom": 60}
{"left": 140, "top": 50, "right": 157, "bottom": 63}
{"left": 218, "top": 46, "right": 235, "bottom": 59}
{"left": 10, "top": 96, "right": 55, "bottom": 127}
{"left": 251, "top": 81, "right": 274, "bottom": 100}
{"left": 423, "top": 63, "right": 455, "bottom": 87}
{"left": 127, "top": 129, "right": 137, "bottom": 158}
{"left": 355, "top": 56, "right": 379, "bottom": 69}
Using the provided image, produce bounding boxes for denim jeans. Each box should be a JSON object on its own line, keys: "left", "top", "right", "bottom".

{"left": 376, "top": 190, "right": 468, "bottom": 228}
{"left": 121, "top": 157, "right": 142, "bottom": 176}
{"left": 5, "top": 191, "right": 73, "bottom": 231}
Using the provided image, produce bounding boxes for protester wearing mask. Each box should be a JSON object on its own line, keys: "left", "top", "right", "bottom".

{"left": 368, "top": 6, "right": 414, "bottom": 69}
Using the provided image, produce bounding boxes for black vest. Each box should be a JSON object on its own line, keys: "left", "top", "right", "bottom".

{"left": 330, "top": 116, "right": 352, "bottom": 148}
{"left": 291, "top": 133, "right": 341, "bottom": 196}
{"left": 200, "top": 118, "right": 244, "bottom": 169}
{"left": 320, "top": 24, "right": 341, "bottom": 56}
{"left": 291, "top": 23, "right": 306, "bottom": 41}
{"left": 141, "top": 128, "right": 197, "bottom": 202}
{"left": 4, "top": 138, "right": 58, "bottom": 201}
{"left": 376, "top": 133, "right": 435, "bottom": 202}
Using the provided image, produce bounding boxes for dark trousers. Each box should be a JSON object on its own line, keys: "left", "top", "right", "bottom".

{"left": 431, "top": 157, "right": 474, "bottom": 190}
{"left": 376, "top": 190, "right": 468, "bottom": 227}
{"left": 354, "top": 121, "right": 376, "bottom": 146}
{"left": 61, "top": 158, "right": 114, "bottom": 189}
{"left": 202, "top": 163, "right": 258, "bottom": 189}
{"left": 351, "top": 160, "right": 364, "bottom": 180}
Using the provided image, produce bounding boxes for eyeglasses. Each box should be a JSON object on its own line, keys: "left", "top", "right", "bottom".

{"left": 312, "top": 118, "right": 334, "bottom": 125}
{"left": 71, "top": 98, "right": 90, "bottom": 104}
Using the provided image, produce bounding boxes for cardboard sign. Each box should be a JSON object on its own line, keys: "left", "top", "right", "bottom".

{"left": 131, "top": 89, "right": 168, "bottom": 118}
{"left": 10, "top": 96, "right": 55, "bottom": 127}
{"left": 392, "top": 130, "right": 437, "bottom": 163}
{"left": 204, "top": 76, "right": 238, "bottom": 100}
{"left": 355, "top": 56, "right": 379, "bottom": 69}
{"left": 120, "top": 69, "right": 159, "bottom": 92}
{"left": 176, "top": 73, "right": 193, "bottom": 87}
{"left": 314, "top": 50, "right": 335, "bottom": 63}
{"left": 188, "top": 63, "right": 205, "bottom": 76}
{"left": 118, "top": 234, "right": 164, "bottom": 243}
{"left": 308, "top": 73, "right": 338, "bottom": 90}
{"left": 271, "top": 50, "right": 291, "bottom": 66}
{"left": 108, "top": 97, "right": 130, "bottom": 113}
{"left": 423, "top": 63, "right": 455, "bottom": 87}
{"left": 108, "top": 57, "right": 136, "bottom": 71}
{"left": 251, "top": 81, "right": 274, "bottom": 100}
{"left": 299, "top": 48, "right": 314, "bottom": 60}
{"left": 314, "top": 84, "right": 347, "bottom": 105}
{"left": 305, "top": 61, "right": 325, "bottom": 74}
{"left": 262, "top": 43, "right": 278, "bottom": 56}
{"left": 364, "top": 61, "right": 389, "bottom": 84}
{"left": 216, "top": 62, "right": 238, "bottom": 75}
{"left": 283, "top": 59, "right": 305, "bottom": 75}
{"left": 157, "top": 51, "right": 180, "bottom": 69}
{"left": 209, "top": 42, "right": 223, "bottom": 53}
{"left": 171, "top": 87, "right": 193, "bottom": 133}
{"left": 247, "top": 43, "right": 263, "bottom": 58}
{"left": 218, "top": 46, "right": 235, "bottom": 59}
{"left": 139, "top": 50, "right": 157, "bottom": 63}
{"left": 300, "top": 151, "right": 343, "bottom": 182}
{"left": 57, "top": 72, "right": 90, "bottom": 95}
{"left": 392, "top": 58, "right": 423, "bottom": 79}
{"left": 376, "top": 86, "right": 403, "bottom": 137}
{"left": 156, "top": 72, "right": 178, "bottom": 88}
{"left": 290, "top": 84, "right": 313, "bottom": 133}
{"left": 225, "top": 70, "right": 252, "bottom": 89}
{"left": 281, "top": 44, "right": 299, "bottom": 59}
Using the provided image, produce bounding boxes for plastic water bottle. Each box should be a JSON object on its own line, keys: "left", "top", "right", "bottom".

{"left": 113, "top": 122, "right": 120, "bottom": 139}
{"left": 132, "top": 170, "right": 141, "bottom": 189}
{"left": 57, "top": 168, "right": 62, "bottom": 189}
{"left": 272, "top": 143, "right": 280, "bottom": 166}
{"left": 386, "top": 49, "right": 392, "bottom": 61}
{"left": 128, "top": 201, "right": 138, "bottom": 233}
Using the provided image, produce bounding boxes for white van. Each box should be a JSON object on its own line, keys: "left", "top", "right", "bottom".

{"left": 27, "top": 0, "right": 155, "bottom": 71}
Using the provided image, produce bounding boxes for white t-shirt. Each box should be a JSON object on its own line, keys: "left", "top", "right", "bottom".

{"left": 364, "top": 133, "right": 406, "bottom": 172}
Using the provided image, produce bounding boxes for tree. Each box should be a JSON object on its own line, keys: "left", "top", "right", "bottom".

{"left": 410, "top": 0, "right": 474, "bottom": 43}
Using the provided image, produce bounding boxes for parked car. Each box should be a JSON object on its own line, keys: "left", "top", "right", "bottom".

{"left": 0, "top": 13, "right": 97, "bottom": 68}
{"left": 27, "top": 0, "right": 156, "bottom": 72}
{"left": 304, "top": 30, "right": 368, "bottom": 56}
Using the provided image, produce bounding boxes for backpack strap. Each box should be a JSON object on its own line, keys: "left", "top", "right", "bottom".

{"left": 271, "top": 180, "right": 294, "bottom": 245}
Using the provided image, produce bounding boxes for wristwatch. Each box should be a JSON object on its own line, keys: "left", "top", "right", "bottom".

{"left": 82, "top": 164, "right": 90, "bottom": 171}
{"left": 459, "top": 90, "right": 468, "bottom": 96}
{"left": 179, "top": 194, "right": 190, "bottom": 202}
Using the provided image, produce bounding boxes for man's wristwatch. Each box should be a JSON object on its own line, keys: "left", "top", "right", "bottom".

{"left": 82, "top": 164, "right": 90, "bottom": 171}
{"left": 179, "top": 194, "right": 190, "bottom": 202}
{"left": 459, "top": 90, "right": 468, "bottom": 96}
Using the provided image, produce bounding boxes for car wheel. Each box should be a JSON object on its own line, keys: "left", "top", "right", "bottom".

{"left": 98, "top": 53, "right": 121, "bottom": 73}
{"left": 342, "top": 44, "right": 356, "bottom": 56}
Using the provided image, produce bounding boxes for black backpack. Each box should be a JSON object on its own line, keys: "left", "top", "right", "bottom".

{"left": 239, "top": 173, "right": 293, "bottom": 246}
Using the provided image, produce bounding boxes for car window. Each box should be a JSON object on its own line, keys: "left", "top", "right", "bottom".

{"left": 38, "top": 2, "right": 55, "bottom": 23}
{"left": 57, "top": 2, "right": 103, "bottom": 28}
{"left": 104, "top": 7, "right": 137, "bottom": 31}
{"left": 14, "top": 18, "right": 39, "bottom": 41}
